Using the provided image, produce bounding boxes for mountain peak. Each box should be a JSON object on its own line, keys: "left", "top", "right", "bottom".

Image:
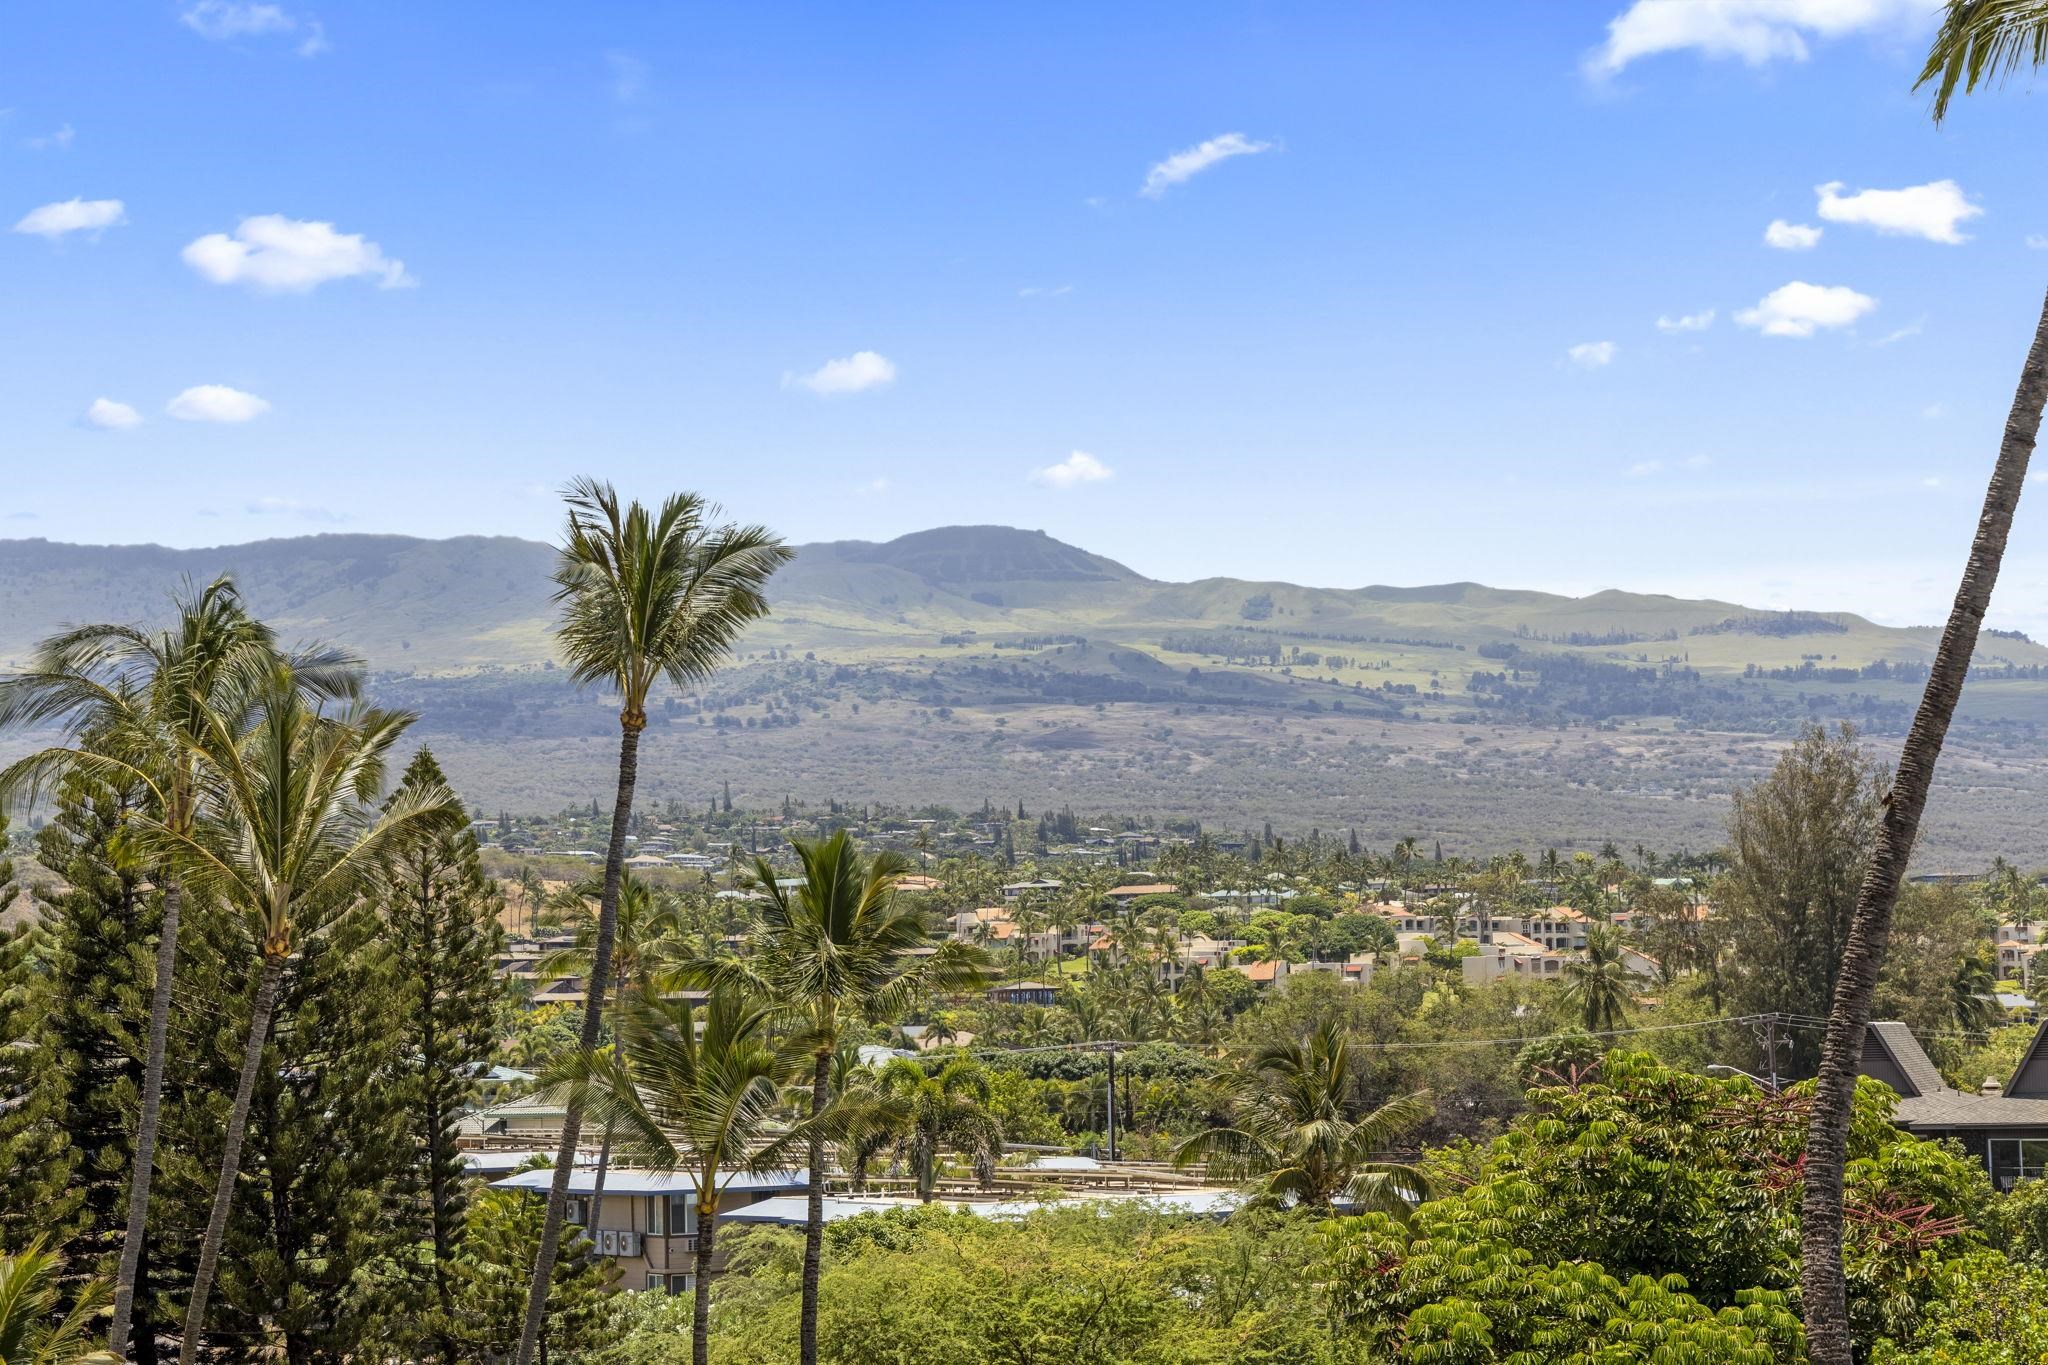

{"left": 835, "top": 525, "right": 1144, "bottom": 586}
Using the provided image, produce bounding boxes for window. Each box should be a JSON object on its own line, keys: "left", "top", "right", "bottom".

{"left": 670, "top": 1273, "right": 695, "bottom": 1294}
{"left": 667, "top": 1195, "right": 696, "bottom": 1237}
{"left": 1990, "top": 1138, "right": 2048, "bottom": 1190}
{"left": 645, "top": 1273, "right": 668, "bottom": 1293}
{"left": 647, "top": 1197, "right": 666, "bottom": 1236}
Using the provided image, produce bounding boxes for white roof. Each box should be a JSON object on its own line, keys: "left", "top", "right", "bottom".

{"left": 461, "top": 1150, "right": 597, "bottom": 1174}
{"left": 719, "top": 1187, "right": 1241, "bottom": 1226}
{"left": 490, "top": 1167, "right": 807, "bottom": 1196}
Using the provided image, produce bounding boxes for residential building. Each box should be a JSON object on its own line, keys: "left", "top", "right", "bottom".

{"left": 1860, "top": 1020, "right": 2048, "bottom": 1190}
{"left": 491, "top": 1167, "right": 808, "bottom": 1293}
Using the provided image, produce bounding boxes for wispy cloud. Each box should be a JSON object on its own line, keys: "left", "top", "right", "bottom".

{"left": 1871, "top": 319, "right": 1925, "bottom": 347}
{"left": 855, "top": 477, "right": 891, "bottom": 496}
{"left": 1764, "top": 219, "right": 1822, "bottom": 250}
{"left": 183, "top": 215, "right": 414, "bottom": 292}
{"left": 1735, "top": 281, "right": 1876, "bottom": 337}
{"left": 784, "top": 350, "right": 897, "bottom": 396}
{"left": 1626, "top": 454, "right": 1712, "bottom": 478}
{"left": 2028, "top": 235, "right": 2048, "bottom": 250}
{"left": 1586, "top": 0, "right": 1927, "bottom": 76}
{"left": 247, "top": 495, "right": 343, "bottom": 522}
{"left": 1141, "top": 132, "right": 1272, "bottom": 198}
{"left": 26, "top": 123, "right": 74, "bottom": 152}
{"left": 180, "top": 1, "right": 326, "bottom": 54}
{"left": 1816, "top": 179, "right": 1980, "bottom": 244}
{"left": 12, "top": 198, "right": 125, "bottom": 239}
{"left": 1566, "top": 340, "right": 1617, "bottom": 369}
{"left": 167, "top": 384, "right": 270, "bottom": 423}
{"left": 1656, "top": 308, "right": 1715, "bottom": 333}
{"left": 1019, "top": 284, "right": 1074, "bottom": 298}
{"left": 1030, "top": 450, "right": 1114, "bottom": 489}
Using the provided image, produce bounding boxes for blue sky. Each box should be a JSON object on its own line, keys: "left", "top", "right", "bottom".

{"left": 7, "top": 1, "right": 2048, "bottom": 630}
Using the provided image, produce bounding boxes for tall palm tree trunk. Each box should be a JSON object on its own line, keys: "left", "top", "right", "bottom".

{"left": 1800, "top": 286, "right": 2048, "bottom": 1365}
{"left": 586, "top": 1122, "right": 616, "bottom": 1234}
{"left": 178, "top": 950, "right": 286, "bottom": 1365}
{"left": 800, "top": 1050, "right": 829, "bottom": 1365}
{"left": 110, "top": 876, "right": 181, "bottom": 1358}
{"left": 691, "top": 1202, "right": 718, "bottom": 1365}
{"left": 514, "top": 721, "right": 639, "bottom": 1365}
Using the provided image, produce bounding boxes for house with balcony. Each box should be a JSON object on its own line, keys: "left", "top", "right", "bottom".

{"left": 491, "top": 1166, "right": 810, "bottom": 1293}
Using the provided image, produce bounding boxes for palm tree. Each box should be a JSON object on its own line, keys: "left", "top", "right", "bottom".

{"left": 1561, "top": 925, "right": 1633, "bottom": 1033}
{"left": 671, "top": 831, "right": 985, "bottom": 1365}
{"left": 547, "top": 990, "right": 802, "bottom": 1365}
{"left": 0, "top": 1238, "right": 119, "bottom": 1364}
{"left": 877, "top": 1057, "right": 1005, "bottom": 1200}
{"left": 138, "top": 673, "right": 459, "bottom": 1364}
{"left": 829, "top": 1045, "right": 909, "bottom": 1194}
{"left": 514, "top": 479, "right": 789, "bottom": 1365}
{"left": 1791, "top": 18, "right": 2048, "bottom": 1364}
{"left": 536, "top": 869, "right": 684, "bottom": 1229}
{"left": 0, "top": 580, "right": 358, "bottom": 1359}
{"left": 1173, "top": 1018, "right": 1432, "bottom": 1215}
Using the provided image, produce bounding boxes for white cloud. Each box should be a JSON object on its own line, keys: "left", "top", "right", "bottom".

{"left": 1921, "top": 476, "right": 1943, "bottom": 488}
{"left": 607, "top": 52, "right": 648, "bottom": 103}
{"left": 167, "top": 384, "right": 270, "bottom": 423}
{"left": 1816, "top": 179, "right": 1981, "bottom": 244}
{"left": 84, "top": 398, "right": 142, "bottom": 430}
{"left": 1656, "top": 308, "right": 1715, "bottom": 333}
{"left": 855, "top": 477, "right": 891, "bottom": 495}
{"left": 27, "top": 124, "right": 74, "bottom": 151}
{"left": 182, "top": 215, "right": 413, "bottom": 292}
{"left": 1872, "top": 320, "right": 1924, "bottom": 347}
{"left": 1030, "top": 450, "right": 1114, "bottom": 489}
{"left": 2029, "top": 235, "right": 2048, "bottom": 250}
{"left": 12, "top": 198, "right": 125, "bottom": 239}
{"left": 1735, "top": 281, "right": 1877, "bottom": 337}
{"left": 1587, "top": 0, "right": 1927, "bottom": 75}
{"left": 1922, "top": 403, "right": 1946, "bottom": 419}
{"left": 1141, "top": 132, "right": 1273, "bottom": 198}
{"left": 1019, "top": 284, "right": 1074, "bottom": 298}
{"left": 1764, "top": 219, "right": 1822, "bottom": 250}
{"left": 784, "top": 350, "right": 897, "bottom": 396}
{"left": 1566, "top": 340, "right": 1617, "bottom": 368}
{"left": 179, "top": 1, "right": 324, "bottom": 53}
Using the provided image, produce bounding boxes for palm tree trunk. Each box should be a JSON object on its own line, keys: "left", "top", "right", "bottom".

{"left": 513, "top": 720, "right": 640, "bottom": 1365}
{"left": 800, "top": 1049, "right": 829, "bottom": 1365}
{"left": 178, "top": 950, "right": 286, "bottom": 1365}
{"left": 110, "top": 875, "right": 181, "bottom": 1359}
{"left": 1800, "top": 285, "right": 2048, "bottom": 1365}
{"left": 691, "top": 1202, "right": 718, "bottom": 1365}
{"left": 586, "top": 1121, "right": 616, "bottom": 1235}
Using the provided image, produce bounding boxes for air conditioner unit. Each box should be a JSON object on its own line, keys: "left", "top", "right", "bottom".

{"left": 595, "top": 1229, "right": 616, "bottom": 1255}
{"left": 616, "top": 1231, "right": 641, "bottom": 1258}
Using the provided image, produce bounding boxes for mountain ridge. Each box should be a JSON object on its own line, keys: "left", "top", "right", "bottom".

{"left": 0, "top": 524, "right": 1964, "bottom": 674}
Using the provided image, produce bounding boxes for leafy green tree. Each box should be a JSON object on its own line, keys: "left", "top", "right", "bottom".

{"left": 136, "top": 674, "right": 458, "bottom": 1364}
{"left": 381, "top": 749, "right": 507, "bottom": 1365}
{"left": 1719, "top": 724, "right": 1882, "bottom": 1074}
{"left": 672, "top": 830, "right": 984, "bottom": 1365}
{"left": 434, "top": 1181, "right": 612, "bottom": 1364}
{"left": 1173, "top": 1017, "right": 1431, "bottom": 1214}
{"left": 0, "top": 579, "right": 357, "bottom": 1358}
{"left": 549, "top": 989, "right": 803, "bottom": 1365}
{"left": 14, "top": 768, "right": 161, "bottom": 1346}
{"left": 516, "top": 480, "right": 789, "bottom": 1365}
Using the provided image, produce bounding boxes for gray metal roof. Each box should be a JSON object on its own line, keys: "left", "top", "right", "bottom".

{"left": 1864, "top": 1020, "right": 2048, "bottom": 1131}
{"left": 490, "top": 1167, "right": 808, "bottom": 1196}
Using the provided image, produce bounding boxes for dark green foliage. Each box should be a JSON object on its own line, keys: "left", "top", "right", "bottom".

{"left": 381, "top": 749, "right": 507, "bottom": 1362}
{"left": 428, "top": 1184, "right": 612, "bottom": 1362}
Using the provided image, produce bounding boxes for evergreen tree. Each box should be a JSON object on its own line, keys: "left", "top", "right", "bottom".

{"left": 722, "top": 780, "right": 732, "bottom": 814}
{"left": 0, "top": 811, "right": 80, "bottom": 1263}
{"left": 381, "top": 750, "right": 507, "bottom": 1365}
{"left": 434, "top": 1183, "right": 611, "bottom": 1363}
